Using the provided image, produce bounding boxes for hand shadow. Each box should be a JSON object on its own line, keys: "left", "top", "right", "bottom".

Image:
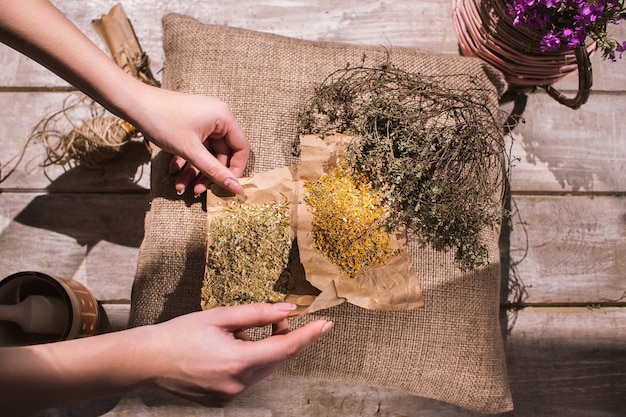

{"left": 9, "top": 141, "right": 151, "bottom": 250}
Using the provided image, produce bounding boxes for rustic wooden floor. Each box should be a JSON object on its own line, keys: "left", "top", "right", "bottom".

{"left": 1, "top": 1, "right": 625, "bottom": 416}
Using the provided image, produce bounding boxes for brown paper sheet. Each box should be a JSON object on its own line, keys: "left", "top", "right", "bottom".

{"left": 205, "top": 138, "right": 423, "bottom": 314}
{"left": 205, "top": 166, "right": 321, "bottom": 314}
{"left": 296, "top": 134, "right": 424, "bottom": 311}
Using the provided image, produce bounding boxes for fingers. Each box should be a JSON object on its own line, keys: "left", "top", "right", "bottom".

{"left": 172, "top": 167, "right": 213, "bottom": 197}
{"left": 169, "top": 142, "right": 246, "bottom": 196}
{"left": 234, "top": 318, "right": 290, "bottom": 344}
{"left": 192, "top": 175, "right": 213, "bottom": 197}
{"left": 188, "top": 147, "right": 240, "bottom": 195}
{"left": 208, "top": 303, "right": 298, "bottom": 331}
{"left": 156, "top": 304, "right": 331, "bottom": 408}
{"left": 189, "top": 118, "right": 248, "bottom": 195}
{"left": 169, "top": 155, "right": 187, "bottom": 174}
{"left": 272, "top": 319, "right": 289, "bottom": 336}
{"left": 246, "top": 320, "right": 333, "bottom": 367}
{"left": 209, "top": 303, "right": 333, "bottom": 366}
{"left": 168, "top": 146, "right": 239, "bottom": 197}
{"left": 171, "top": 162, "right": 200, "bottom": 196}
{"left": 159, "top": 94, "right": 249, "bottom": 196}
{"left": 216, "top": 123, "right": 249, "bottom": 179}
{"left": 234, "top": 330, "right": 251, "bottom": 342}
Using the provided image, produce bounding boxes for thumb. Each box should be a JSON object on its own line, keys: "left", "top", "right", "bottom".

{"left": 245, "top": 320, "right": 334, "bottom": 368}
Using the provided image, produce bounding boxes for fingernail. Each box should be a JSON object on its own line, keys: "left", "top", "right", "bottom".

{"left": 273, "top": 302, "right": 297, "bottom": 312}
{"left": 223, "top": 177, "right": 244, "bottom": 194}
{"left": 176, "top": 186, "right": 185, "bottom": 196}
{"left": 194, "top": 184, "right": 208, "bottom": 198}
{"left": 321, "top": 321, "right": 334, "bottom": 334}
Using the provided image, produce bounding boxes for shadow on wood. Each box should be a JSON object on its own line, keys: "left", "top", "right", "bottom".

{"left": 7, "top": 141, "right": 150, "bottom": 250}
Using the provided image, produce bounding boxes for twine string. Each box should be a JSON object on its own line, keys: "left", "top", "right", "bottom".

{"left": 1, "top": 93, "right": 137, "bottom": 184}
{"left": 41, "top": 93, "right": 136, "bottom": 169}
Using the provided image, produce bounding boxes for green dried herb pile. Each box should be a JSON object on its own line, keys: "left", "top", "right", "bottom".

{"left": 201, "top": 200, "right": 291, "bottom": 309}
{"left": 304, "top": 162, "right": 398, "bottom": 278}
{"left": 298, "top": 63, "right": 505, "bottom": 270}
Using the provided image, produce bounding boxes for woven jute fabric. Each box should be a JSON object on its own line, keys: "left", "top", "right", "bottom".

{"left": 129, "top": 13, "right": 513, "bottom": 413}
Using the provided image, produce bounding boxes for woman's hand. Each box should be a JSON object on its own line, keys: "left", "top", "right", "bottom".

{"left": 1, "top": 0, "right": 250, "bottom": 195}
{"left": 130, "top": 85, "right": 250, "bottom": 196}
{"left": 140, "top": 303, "right": 333, "bottom": 407}
{"left": 0, "top": 303, "right": 332, "bottom": 416}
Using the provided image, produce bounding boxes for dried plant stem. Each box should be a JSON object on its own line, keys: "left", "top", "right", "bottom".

{"left": 298, "top": 63, "right": 506, "bottom": 270}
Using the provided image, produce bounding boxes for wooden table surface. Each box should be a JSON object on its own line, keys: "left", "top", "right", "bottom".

{"left": 1, "top": 1, "right": 624, "bottom": 416}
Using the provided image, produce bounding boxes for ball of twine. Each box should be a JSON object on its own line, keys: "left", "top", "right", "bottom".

{"left": 37, "top": 93, "right": 137, "bottom": 169}
{"left": 1, "top": 94, "right": 136, "bottom": 184}
{"left": 43, "top": 116, "right": 135, "bottom": 168}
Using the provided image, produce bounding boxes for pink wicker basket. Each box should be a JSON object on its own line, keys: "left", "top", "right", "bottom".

{"left": 453, "top": 0, "right": 594, "bottom": 108}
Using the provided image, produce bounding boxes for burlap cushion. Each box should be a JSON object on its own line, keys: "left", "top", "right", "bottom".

{"left": 129, "top": 13, "right": 513, "bottom": 414}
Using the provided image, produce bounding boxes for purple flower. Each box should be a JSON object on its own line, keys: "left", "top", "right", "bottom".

{"left": 559, "top": 26, "right": 587, "bottom": 49}
{"left": 616, "top": 41, "right": 626, "bottom": 58}
{"left": 505, "top": 0, "right": 626, "bottom": 60}
{"left": 578, "top": 3, "right": 605, "bottom": 25}
{"left": 539, "top": 0, "right": 559, "bottom": 8}
{"left": 541, "top": 31, "right": 562, "bottom": 51}
{"left": 506, "top": 2, "right": 526, "bottom": 26}
{"left": 530, "top": 9, "right": 553, "bottom": 28}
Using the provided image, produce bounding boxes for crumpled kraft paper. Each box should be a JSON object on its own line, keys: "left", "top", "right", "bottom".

{"left": 205, "top": 134, "right": 423, "bottom": 314}
{"left": 205, "top": 166, "right": 322, "bottom": 314}
{"left": 296, "top": 134, "right": 424, "bottom": 312}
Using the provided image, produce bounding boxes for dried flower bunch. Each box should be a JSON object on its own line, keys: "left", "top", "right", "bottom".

{"left": 506, "top": 0, "right": 626, "bottom": 60}
{"left": 304, "top": 162, "right": 398, "bottom": 278}
{"left": 298, "top": 63, "right": 505, "bottom": 270}
{"left": 201, "top": 201, "right": 291, "bottom": 309}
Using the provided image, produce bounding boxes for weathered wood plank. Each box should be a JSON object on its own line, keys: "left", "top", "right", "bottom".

{"left": 506, "top": 307, "right": 626, "bottom": 417}
{"left": 0, "top": 92, "right": 151, "bottom": 191}
{"left": 34, "top": 305, "right": 625, "bottom": 417}
{"left": 1, "top": 0, "right": 623, "bottom": 91}
{"left": 505, "top": 92, "right": 626, "bottom": 193}
{"left": 1, "top": 92, "right": 74, "bottom": 189}
{"left": 507, "top": 195, "right": 626, "bottom": 304}
{"left": 98, "top": 302, "right": 130, "bottom": 332}
{"left": 2, "top": 193, "right": 623, "bottom": 305}
{"left": 0, "top": 192, "right": 148, "bottom": 301}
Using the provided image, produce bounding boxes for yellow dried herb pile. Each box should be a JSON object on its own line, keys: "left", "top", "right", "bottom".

{"left": 304, "top": 162, "right": 397, "bottom": 278}
{"left": 201, "top": 201, "right": 291, "bottom": 309}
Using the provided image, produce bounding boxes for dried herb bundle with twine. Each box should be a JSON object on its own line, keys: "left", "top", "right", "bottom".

{"left": 201, "top": 200, "right": 291, "bottom": 309}
{"left": 298, "top": 63, "right": 505, "bottom": 270}
{"left": 38, "top": 94, "right": 137, "bottom": 169}
{"left": 304, "top": 162, "right": 398, "bottom": 278}
{"left": 0, "top": 94, "right": 136, "bottom": 184}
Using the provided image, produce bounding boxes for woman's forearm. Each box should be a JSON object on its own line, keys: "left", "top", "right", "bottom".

{"left": 0, "top": 0, "right": 144, "bottom": 124}
{"left": 0, "top": 326, "right": 156, "bottom": 417}
{"left": 0, "top": 0, "right": 250, "bottom": 194}
{"left": 0, "top": 304, "right": 332, "bottom": 416}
